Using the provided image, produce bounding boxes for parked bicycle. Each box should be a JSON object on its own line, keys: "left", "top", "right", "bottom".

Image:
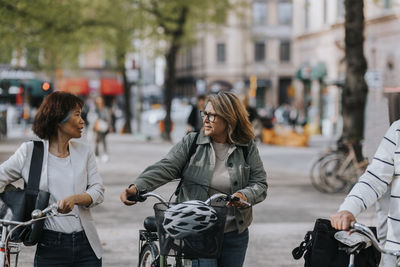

{"left": 310, "top": 141, "right": 369, "bottom": 193}
{"left": 130, "top": 189, "right": 251, "bottom": 267}
{"left": 0, "top": 203, "right": 58, "bottom": 267}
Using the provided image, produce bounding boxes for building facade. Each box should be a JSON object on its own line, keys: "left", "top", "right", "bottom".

{"left": 292, "top": 0, "right": 400, "bottom": 135}
{"left": 175, "top": 0, "right": 295, "bottom": 109}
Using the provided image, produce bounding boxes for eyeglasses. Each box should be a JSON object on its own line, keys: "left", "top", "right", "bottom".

{"left": 200, "top": 111, "right": 218, "bottom": 122}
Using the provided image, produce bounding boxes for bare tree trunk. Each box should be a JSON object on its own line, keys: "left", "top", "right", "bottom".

{"left": 122, "top": 68, "right": 132, "bottom": 133}
{"left": 162, "top": 6, "right": 188, "bottom": 141}
{"left": 163, "top": 45, "right": 178, "bottom": 141}
{"left": 342, "top": 0, "right": 368, "bottom": 158}
{"left": 116, "top": 39, "right": 132, "bottom": 134}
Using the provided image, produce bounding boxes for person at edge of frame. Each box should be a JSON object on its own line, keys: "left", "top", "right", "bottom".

{"left": 330, "top": 119, "right": 400, "bottom": 267}
{"left": 0, "top": 91, "right": 105, "bottom": 266}
{"left": 120, "top": 91, "right": 268, "bottom": 267}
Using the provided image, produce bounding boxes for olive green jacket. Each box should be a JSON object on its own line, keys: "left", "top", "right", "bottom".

{"left": 134, "top": 131, "right": 268, "bottom": 233}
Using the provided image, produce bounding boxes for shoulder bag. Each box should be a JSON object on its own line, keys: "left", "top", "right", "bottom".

{"left": 0, "top": 141, "right": 50, "bottom": 246}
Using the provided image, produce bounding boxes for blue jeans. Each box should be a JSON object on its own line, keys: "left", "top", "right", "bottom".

{"left": 192, "top": 229, "right": 249, "bottom": 267}
{"left": 34, "top": 230, "right": 101, "bottom": 267}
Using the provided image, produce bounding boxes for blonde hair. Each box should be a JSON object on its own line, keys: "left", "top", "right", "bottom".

{"left": 207, "top": 91, "right": 254, "bottom": 144}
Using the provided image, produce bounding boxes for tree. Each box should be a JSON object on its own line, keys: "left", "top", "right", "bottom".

{"left": 342, "top": 0, "right": 368, "bottom": 158}
{"left": 0, "top": 0, "right": 86, "bottom": 71}
{"left": 86, "top": 0, "right": 142, "bottom": 134}
{"left": 0, "top": 0, "right": 141, "bottom": 133}
{"left": 140, "top": 0, "right": 232, "bottom": 141}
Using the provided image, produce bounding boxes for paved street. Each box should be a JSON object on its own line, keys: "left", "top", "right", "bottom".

{"left": 0, "top": 133, "right": 377, "bottom": 267}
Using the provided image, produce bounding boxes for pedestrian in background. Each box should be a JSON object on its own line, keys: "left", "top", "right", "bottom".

{"left": 121, "top": 91, "right": 268, "bottom": 267}
{"left": 93, "top": 96, "right": 112, "bottom": 163}
{"left": 0, "top": 91, "right": 105, "bottom": 266}
{"left": 186, "top": 94, "right": 206, "bottom": 133}
{"left": 241, "top": 94, "right": 262, "bottom": 142}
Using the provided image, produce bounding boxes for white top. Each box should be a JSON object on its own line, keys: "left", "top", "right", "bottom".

{"left": 0, "top": 140, "right": 104, "bottom": 258}
{"left": 210, "top": 142, "right": 236, "bottom": 233}
{"left": 339, "top": 120, "right": 400, "bottom": 250}
{"left": 44, "top": 153, "right": 83, "bottom": 233}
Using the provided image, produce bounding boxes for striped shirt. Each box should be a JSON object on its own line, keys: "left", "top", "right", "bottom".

{"left": 339, "top": 120, "right": 400, "bottom": 250}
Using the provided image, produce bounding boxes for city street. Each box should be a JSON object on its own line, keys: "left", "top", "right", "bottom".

{"left": 0, "top": 133, "right": 377, "bottom": 267}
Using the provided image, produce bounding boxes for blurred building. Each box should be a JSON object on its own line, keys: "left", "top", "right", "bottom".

{"left": 292, "top": 0, "right": 400, "bottom": 136}
{"left": 175, "top": 0, "right": 295, "bottom": 109}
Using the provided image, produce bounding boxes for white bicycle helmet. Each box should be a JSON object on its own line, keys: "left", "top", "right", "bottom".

{"left": 162, "top": 200, "right": 218, "bottom": 239}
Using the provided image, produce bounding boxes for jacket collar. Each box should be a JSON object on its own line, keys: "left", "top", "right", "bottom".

{"left": 196, "top": 130, "right": 249, "bottom": 147}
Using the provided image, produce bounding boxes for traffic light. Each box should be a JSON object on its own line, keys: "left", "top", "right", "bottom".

{"left": 42, "top": 82, "right": 51, "bottom": 92}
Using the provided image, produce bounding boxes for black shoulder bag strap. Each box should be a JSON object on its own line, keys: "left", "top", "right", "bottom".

{"left": 174, "top": 132, "right": 200, "bottom": 196}
{"left": 24, "top": 141, "right": 44, "bottom": 221}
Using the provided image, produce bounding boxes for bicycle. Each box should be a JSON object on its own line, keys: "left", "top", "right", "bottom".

{"left": 131, "top": 189, "right": 251, "bottom": 267}
{"left": 0, "top": 203, "right": 59, "bottom": 267}
{"left": 310, "top": 141, "right": 369, "bottom": 193}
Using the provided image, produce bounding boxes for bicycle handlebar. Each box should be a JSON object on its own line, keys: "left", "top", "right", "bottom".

{"left": 350, "top": 222, "right": 400, "bottom": 257}
{"left": 128, "top": 189, "right": 251, "bottom": 207}
{"left": 31, "top": 203, "right": 59, "bottom": 219}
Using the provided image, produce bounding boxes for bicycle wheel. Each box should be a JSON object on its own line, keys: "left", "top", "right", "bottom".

{"left": 138, "top": 243, "right": 160, "bottom": 267}
{"left": 319, "top": 154, "right": 350, "bottom": 193}
{"left": 310, "top": 152, "right": 340, "bottom": 193}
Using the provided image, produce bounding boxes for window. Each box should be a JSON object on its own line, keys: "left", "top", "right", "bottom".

{"left": 304, "top": 0, "right": 310, "bottom": 29}
{"left": 384, "top": 0, "right": 391, "bottom": 9}
{"left": 253, "top": 1, "right": 267, "bottom": 25}
{"left": 278, "top": 1, "right": 292, "bottom": 25}
{"left": 337, "top": 0, "right": 344, "bottom": 19}
{"left": 280, "top": 41, "right": 291, "bottom": 62}
{"left": 217, "top": 43, "right": 226, "bottom": 63}
{"left": 254, "top": 42, "right": 265, "bottom": 62}
{"left": 323, "top": 0, "right": 328, "bottom": 24}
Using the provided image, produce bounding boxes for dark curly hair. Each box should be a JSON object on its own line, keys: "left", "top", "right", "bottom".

{"left": 32, "top": 91, "right": 83, "bottom": 140}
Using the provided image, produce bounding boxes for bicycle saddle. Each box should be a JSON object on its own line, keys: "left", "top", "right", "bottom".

{"left": 143, "top": 216, "right": 157, "bottom": 232}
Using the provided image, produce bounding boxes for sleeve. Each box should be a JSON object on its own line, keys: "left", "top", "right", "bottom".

{"left": 237, "top": 141, "right": 268, "bottom": 205}
{"left": 85, "top": 149, "right": 105, "bottom": 208}
{"left": 134, "top": 134, "right": 194, "bottom": 191}
{"left": 0, "top": 142, "right": 28, "bottom": 190}
{"left": 339, "top": 122, "right": 398, "bottom": 216}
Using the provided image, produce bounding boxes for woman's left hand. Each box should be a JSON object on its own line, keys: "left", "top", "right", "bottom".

{"left": 228, "top": 192, "right": 248, "bottom": 208}
{"left": 57, "top": 196, "right": 76, "bottom": 213}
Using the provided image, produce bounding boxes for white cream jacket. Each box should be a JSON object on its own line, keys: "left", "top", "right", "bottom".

{"left": 0, "top": 139, "right": 105, "bottom": 258}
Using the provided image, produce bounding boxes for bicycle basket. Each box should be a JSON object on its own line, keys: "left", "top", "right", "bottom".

{"left": 153, "top": 202, "right": 228, "bottom": 259}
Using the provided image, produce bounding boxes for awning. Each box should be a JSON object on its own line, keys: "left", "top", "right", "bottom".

{"left": 61, "top": 78, "right": 89, "bottom": 95}
{"left": 100, "top": 78, "right": 123, "bottom": 95}
{"left": 311, "top": 62, "right": 327, "bottom": 80}
{"left": 294, "top": 63, "right": 312, "bottom": 80}
{"left": 295, "top": 62, "right": 327, "bottom": 81}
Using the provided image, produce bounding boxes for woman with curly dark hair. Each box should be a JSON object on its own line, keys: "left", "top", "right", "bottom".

{"left": 0, "top": 91, "right": 104, "bottom": 266}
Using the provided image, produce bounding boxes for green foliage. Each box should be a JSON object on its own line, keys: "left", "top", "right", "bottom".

{"left": 139, "top": 0, "right": 233, "bottom": 47}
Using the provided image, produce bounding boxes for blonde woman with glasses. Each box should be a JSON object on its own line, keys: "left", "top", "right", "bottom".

{"left": 121, "top": 91, "right": 267, "bottom": 267}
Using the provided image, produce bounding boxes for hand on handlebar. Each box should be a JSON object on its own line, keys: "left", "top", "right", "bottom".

{"left": 227, "top": 192, "right": 250, "bottom": 208}
{"left": 330, "top": 210, "right": 356, "bottom": 231}
{"left": 57, "top": 195, "right": 76, "bottom": 214}
{"left": 120, "top": 185, "right": 148, "bottom": 205}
